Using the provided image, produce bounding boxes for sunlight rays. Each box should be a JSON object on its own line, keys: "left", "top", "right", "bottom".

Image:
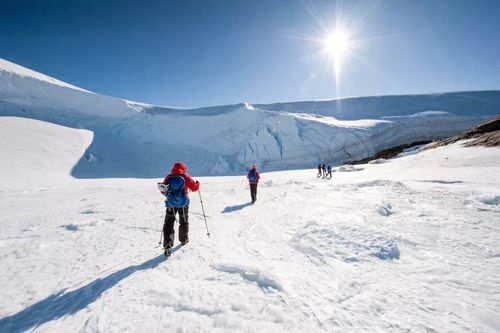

{"left": 282, "top": 0, "right": 385, "bottom": 99}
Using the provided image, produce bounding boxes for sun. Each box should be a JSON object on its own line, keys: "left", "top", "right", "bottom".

{"left": 319, "top": 29, "right": 353, "bottom": 84}
{"left": 322, "top": 30, "right": 351, "bottom": 60}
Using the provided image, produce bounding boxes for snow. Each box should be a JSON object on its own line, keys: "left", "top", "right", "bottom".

{"left": 0, "top": 117, "right": 92, "bottom": 191}
{"left": 1, "top": 57, "right": 500, "bottom": 332}
{"left": 2, "top": 57, "right": 500, "bottom": 177}
{"left": 376, "top": 202, "right": 393, "bottom": 216}
{"left": 0, "top": 135, "right": 499, "bottom": 331}
{"left": 0, "top": 58, "right": 90, "bottom": 93}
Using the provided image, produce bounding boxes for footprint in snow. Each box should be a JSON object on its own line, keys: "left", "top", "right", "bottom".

{"left": 61, "top": 224, "right": 79, "bottom": 231}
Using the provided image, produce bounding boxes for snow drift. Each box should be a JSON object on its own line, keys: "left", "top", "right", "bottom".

{"left": 0, "top": 117, "right": 92, "bottom": 190}
{"left": 1, "top": 57, "right": 499, "bottom": 178}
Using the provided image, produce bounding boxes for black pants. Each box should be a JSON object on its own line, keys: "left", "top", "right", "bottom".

{"left": 250, "top": 184, "right": 258, "bottom": 202}
{"left": 163, "top": 206, "right": 189, "bottom": 248}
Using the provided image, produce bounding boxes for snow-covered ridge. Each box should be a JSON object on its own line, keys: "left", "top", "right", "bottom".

{"left": 255, "top": 91, "right": 500, "bottom": 120}
{"left": 0, "top": 58, "right": 90, "bottom": 93}
{"left": 1, "top": 57, "right": 500, "bottom": 178}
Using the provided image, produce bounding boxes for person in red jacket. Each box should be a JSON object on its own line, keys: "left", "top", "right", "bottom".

{"left": 161, "top": 162, "right": 199, "bottom": 256}
{"left": 246, "top": 164, "right": 260, "bottom": 204}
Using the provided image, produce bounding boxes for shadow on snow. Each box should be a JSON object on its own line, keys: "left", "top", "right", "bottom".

{"left": 222, "top": 202, "right": 253, "bottom": 213}
{"left": 0, "top": 246, "right": 181, "bottom": 333}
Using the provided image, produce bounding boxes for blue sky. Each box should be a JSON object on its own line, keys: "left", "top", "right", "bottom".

{"left": 1, "top": 0, "right": 499, "bottom": 107}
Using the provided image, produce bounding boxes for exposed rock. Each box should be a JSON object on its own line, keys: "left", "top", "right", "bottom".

{"left": 347, "top": 141, "right": 431, "bottom": 165}
{"left": 425, "top": 116, "right": 500, "bottom": 149}
{"left": 345, "top": 116, "right": 499, "bottom": 166}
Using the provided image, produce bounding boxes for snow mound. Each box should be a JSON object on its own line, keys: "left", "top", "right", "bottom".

{"left": 368, "top": 158, "right": 387, "bottom": 164}
{"left": 263, "top": 180, "right": 273, "bottom": 187}
{"left": 372, "top": 242, "right": 401, "bottom": 260}
{"left": 212, "top": 263, "right": 283, "bottom": 292}
{"left": 0, "top": 117, "right": 93, "bottom": 191}
{"left": 376, "top": 202, "right": 394, "bottom": 216}
{"left": 354, "top": 180, "right": 412, "bottom": 193}
{"left": 337, "top": 165, "right": 364, "bottom": 172}
{"left": 464, "top": 194, "right": 500, "bottom": 212}
{"left": 475, "top": 195, "right": 500, "bottom": 205}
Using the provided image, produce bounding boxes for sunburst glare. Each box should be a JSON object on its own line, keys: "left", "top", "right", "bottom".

{"left": 321, "top": 29, "right": 353, "bottom": 83}
{"left": 282, "top": 0, "right": 384, "bottom": 98}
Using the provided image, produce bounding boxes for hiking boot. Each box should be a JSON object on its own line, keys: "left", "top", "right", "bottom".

{"left": 164, "top": 247, "right": 172, "bottom": 257}
{"left": 181, "top": 239, "right": 189, "bottom": 246}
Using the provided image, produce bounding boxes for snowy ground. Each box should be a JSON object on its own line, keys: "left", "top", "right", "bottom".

{"left": 1, "top": 58, "right": 499, "bottom": 331}
{"left": 1, "top": 128, "right": 499, "bottom": 332}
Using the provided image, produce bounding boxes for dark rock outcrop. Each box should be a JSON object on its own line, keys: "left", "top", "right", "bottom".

{"left": 347, "top": 141, "right": 431, "bottom": 165}
{"left": 425, "top": 116, "right": 500, "bottom": 149}
{"left": 347, "top": 116, "right": 500, "bottom": 165}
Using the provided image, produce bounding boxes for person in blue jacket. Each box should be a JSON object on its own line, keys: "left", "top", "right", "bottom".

{"left": 247, "top": 164, "right": 260, "bottom": 203}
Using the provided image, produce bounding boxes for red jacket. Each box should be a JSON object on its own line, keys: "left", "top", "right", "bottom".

{"left": 163, "top": 162, "right": 200, "bottom": 193}
{"left": 247, "top": 169, "right": 260, "bottom": 185}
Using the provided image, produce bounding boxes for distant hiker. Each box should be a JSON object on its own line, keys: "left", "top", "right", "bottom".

{"left": 161, "top": 162, "right": 200, "bottom": 257}
{"left": 327, "top": 164, "right": 332, "bottom": 179}
{"left": 317, "top": 163, "right": 322, "bottom": 177}
{"left": 322, "top": 164, "right": 327, "bottom": 178}
{"left": 247, "top": 164, "right": 260, "bottom": 204}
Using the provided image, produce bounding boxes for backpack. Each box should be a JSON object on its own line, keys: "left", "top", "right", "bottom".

{"left": 165, "top": 175, "right": 189, "bottom": 208}
{"left": 248, "top": 169, "right": 257, "bottom": 183}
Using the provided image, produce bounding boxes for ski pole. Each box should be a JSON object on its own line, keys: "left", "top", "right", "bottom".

{"left": 158, "top": 208, "right": 165, "bottom": 247}
{"left": 198, "top": 189, "right": 210, "bottom": 237}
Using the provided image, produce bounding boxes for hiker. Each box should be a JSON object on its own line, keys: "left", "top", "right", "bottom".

{"left": 317, "top": 163, "right": 322, "bottom": 177}
{"left": 327, "top": 164, "right": 332, "bottom": 179}
{"left": 161, "top": 162, "right": 200, "bottom": 257}
{"left": 322, "top": 163, "right": 327, "bottom": 178}
{"left": 247, "top": 164, "right": 260, "bottom": 203}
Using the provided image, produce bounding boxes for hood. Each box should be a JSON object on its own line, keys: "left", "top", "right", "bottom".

{"left": 171, "top": 162, "right": 187, "bottom": 176}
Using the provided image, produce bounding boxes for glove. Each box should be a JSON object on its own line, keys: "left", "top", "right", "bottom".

{"left": 195, "top": 180, "right": 200, "bottom": 185}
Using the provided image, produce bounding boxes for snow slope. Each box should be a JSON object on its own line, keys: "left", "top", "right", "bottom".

{"left": 1, "top": 57, "right": 499, "bottom": 178}
{"left": 0, "top": 117, "right": 92, "bottom": 191}
{"left": 0, "top": 141, "right": 499, "bottom": 332}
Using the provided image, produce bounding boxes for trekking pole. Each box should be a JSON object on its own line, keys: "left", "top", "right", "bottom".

{"left": 198, "top": 189, "right": 210, "bottom": 237}
{"left": 157, "top": 200, "right": 164, "bottom": 247}
{"left": 158, "top": 228, "right": 163, "bottom": 247}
